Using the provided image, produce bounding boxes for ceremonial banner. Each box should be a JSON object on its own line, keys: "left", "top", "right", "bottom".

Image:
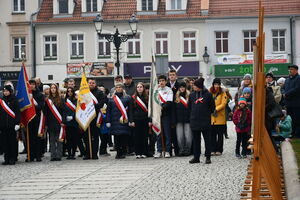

{"left": 16, "top": 63, "right": 36, "bottom": 125}
{"left": 75, "top": 72, "right": 96, "bottom": 131}
{"left": 148, "top": 57, "right": 161, "bottom": 135}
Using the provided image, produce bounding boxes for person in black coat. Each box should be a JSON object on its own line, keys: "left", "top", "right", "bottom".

{"left": 130, "top": 82, "right": 149, "bottom": 159}
{"left": 26, "top": 80, "right": 45, "bottom": 162}
{"left": 166, "top": 69, "right": 180, "bottom": 156}
{"left": 84, "top": 78, "right": 108, "bottom": 160}
{"left": 284, "top": 65, "right": 300, "bottom": 138}
{"left": 0, "top": 85, "right": 20, "bottom": 165}
{"left": 64, "top": 87, "right": 79, "bottom": 160}
{"left": 173, "top": 82, "right": 192, "bottom": 156}
{"left": 188, "top": 78, "right": 215, "bottom": 164}
{"left": 44, "top": 84, "right": 66, "bottom": 161}
{"left": 106, "top": 83, "right": 132, "bottom": 159}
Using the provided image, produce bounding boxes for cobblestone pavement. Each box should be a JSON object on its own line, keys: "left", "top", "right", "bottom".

{"left": 0, "top": 122, "right": 249, "bottom": 200}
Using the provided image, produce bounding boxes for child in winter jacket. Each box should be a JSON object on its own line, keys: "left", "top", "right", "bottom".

{"left": 273, "top": 110, "right": 292, "bottom": 141}
{"left": 233, "top": 97, "right": 252, "bottom": 158}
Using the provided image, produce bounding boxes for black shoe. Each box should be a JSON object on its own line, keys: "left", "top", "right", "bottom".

{"left": 56, "top": 158, "right": 62, "bottom": 161}
{"left": 225, "top": 136, "right": 229, "bottom": 139}
{"left": 50, "top": 158, "right": 56, "bottom": 161}
{"left": 70, "top": 156, "right": 76, "bottom": 160}
{"left": 189, "top": 158, "right": 200, "bottom": 164}
{"left": 66, "top": 156, "right": 72, "bottom": 160}
{"left": 36, "top": 158, "right": 42, "bottom": 162}
{"left": 115, "top": 154, "right": 121, "bottom": 159}
{"left": 205, "top": 157, "right": 211, "bottom": 164}
{"left": 2, "top": 161, "right": 9, "bottom": 165}
{"left": 78, "top": 154, "right": 84, "bottom": 157}
{"left": 92, "top": 156, "right": 99, "bottom": 160}
{"left": 9, "top": 160, "right": 15, "bottom": 165}
{"left": 83, "top": 156, "right": 90, "bottom": 160}
{"left": 25, "top": 158, "right": 34, "bottom": 162}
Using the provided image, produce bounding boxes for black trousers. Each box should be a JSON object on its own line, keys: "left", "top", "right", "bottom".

{"left": 287, "top": 107, "right": 300, "bottom": 138}
{"left": 83, "top": 124, "right": 99, "bottom": 158}
{"left": 147, "top": 131, "right": 156, "bottom": 156}
{"left": 133, "top": 119, "right": 148, "bottom": 155}
{"left": 1, "top": 127, "right": 17, "bottom": 162}
{"left": 127, "top": 128, "right": 135, "bottom": 153}
{"left": 171, "top": 126, "right": 179, "bottom": 156}
{"left": 27, "top": 119, "right": 42, "bottom": 159}
{"left": 66, "top": 126, "right": 79, "bottom": 157}
{"left": 114, "top": 135, "right": 128, "bottom": 156}
{"left": 235, "top": 132, "right": 248, "bottom": 156}
{"left": 99, "top": 133, "right": 109, "bottom": 154}
{"left": 211, "top": 125, "right": 225, "bottom": 153}
{"left": 192, "top": 128, "right": 211, "bottom": 159}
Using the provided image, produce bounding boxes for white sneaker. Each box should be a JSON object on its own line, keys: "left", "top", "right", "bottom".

{"left": 141, "top": 155, "right": 147, "bottom": 158}
{"left": 164, "top": 152, "right": 171, "bottom": 158}
{"left": 154, "top": 152, "right": 162, "bottom": 158}
{"left": 136, "top": 155, "right": 141, "bottom": 159}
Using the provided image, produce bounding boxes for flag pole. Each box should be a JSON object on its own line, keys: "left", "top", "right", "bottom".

{"left": 88, "top": 127, "right": 92, "bottom": 158}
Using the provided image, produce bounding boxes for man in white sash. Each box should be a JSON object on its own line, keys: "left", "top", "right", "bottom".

{"left": 154, "top": 75, "right": 173, "bottom": 158}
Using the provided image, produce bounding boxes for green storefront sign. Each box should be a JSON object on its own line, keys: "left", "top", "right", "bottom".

{"left": 215, "top": 63, "right": 290, "bottom": 77}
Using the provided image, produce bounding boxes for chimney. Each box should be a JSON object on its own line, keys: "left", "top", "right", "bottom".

{"left": 200, "top": 0, "right": 209, "bottom": 16}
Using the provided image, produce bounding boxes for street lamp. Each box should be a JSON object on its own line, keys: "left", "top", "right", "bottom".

{"left": 93, "top": 14, "right": 138, "bottom": 75}
{"left": 202, "top": 46, "right": 210, "bottom": 64}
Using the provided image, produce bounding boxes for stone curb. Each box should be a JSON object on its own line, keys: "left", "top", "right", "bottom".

{"left": 281, "top": 141, "right": 300, "bottom": 200}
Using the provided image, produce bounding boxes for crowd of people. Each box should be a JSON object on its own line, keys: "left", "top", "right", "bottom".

{"left": 0, "top": 64, "right": 299, "bottom": 166}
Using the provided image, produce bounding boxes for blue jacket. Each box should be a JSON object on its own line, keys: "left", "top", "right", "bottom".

{"left": 106, "top": 93, "right": 132, "bottom": 135}
{"left": 284, "top": 74, "right": 300, "bottom": 108}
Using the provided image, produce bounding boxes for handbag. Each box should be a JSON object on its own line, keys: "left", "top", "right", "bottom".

{"left": 268, "top": 103, "right": 283, "bottom": 119}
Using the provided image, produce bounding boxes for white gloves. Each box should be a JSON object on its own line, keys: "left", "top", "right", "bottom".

{"left": 66, "top": 116, "right": 73, "bottom": 121}
{"left": 129, "top": 122, "right": 135, "bottom": 127}
{"left": 106, "top": 123, "right": 111, "bottom": 128}
{"left": 15, "top": 125, "right": 20, "bottom": 131}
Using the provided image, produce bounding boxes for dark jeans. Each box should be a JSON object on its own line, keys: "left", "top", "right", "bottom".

{"left": 235, "top": 132, "right": 248, "bottom": 156}
{"left": 211, "top": 125, "right": 225, "bottom": 153}
{"left": 83, "top": 125, "right": 99, "bottom": 158}
{"left": 192, "top": 128, "right": 211, "bottom": 160}
{"left": 99, "top": 133, "right": 109, "bottom": 154}
{"left": 1, "top": 127, "right": 17, "bottom": 162}
{"left": 115, "top": 135, "right": 128, "bottom": 156}
{"left": 133, "top": 119, "right": 148, "bottom": 155}
{"left": 66, "top": 126, "right": 79, "bottom": 157}
{"left": 287, "top": 107, "right": 300, "bottom": 138}
{"left": 157, "top": 116, "right": 172, "bottom": 153}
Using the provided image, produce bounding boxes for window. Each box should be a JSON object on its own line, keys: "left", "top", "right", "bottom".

{"left": 215, "top": 31, "right": 228, "bottom": 53}
{"left": 44, "top": 36, "right": 57, "bottom": 60}
{"left": 272, "top": 29, "right": 285, "bottom": 52}
{"left": 142, "top": 0, "right": 153, "bottom": 11}
{"left": 183, "top": 32, "right": 196, "bottom": 55}
{"left": 70, "top": 34, "right": 84, "bottom": 58}
{"left": 13, "top": 0, "right": 25, "bottom": 12}
{"left": 128, "top": 34, "right": 141, "bottom": 57}
{"left": 58, "top": 0, "right": 68, "bottom": 14}
{"left": 243, "top": 31, "right": 256, "bottom": 53}
{"left": 155, "top": 33, "right": 168, "bottom": 55}
{"left": 86, "top": 0, "right": 97, "bottom": 12}
{"left": 13, "top": 37, "right": 26, "bottom": 61}
{"left": 171, "top": 0, "right": 181, "bottom": 10}
{"left": 98, "top": 36, "right": 110, "bottom": 58}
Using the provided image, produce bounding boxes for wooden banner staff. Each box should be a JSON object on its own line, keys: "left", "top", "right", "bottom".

{"left": 88, "top": 125, "right": 93, "bottom": 159}
{"left": 26, "top": 126, "right": 31, "bottom": 161}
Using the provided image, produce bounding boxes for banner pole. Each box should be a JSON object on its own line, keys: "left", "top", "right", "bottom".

{"left": 88, "top": 127, "right": 92, "bottom": 158}
{"left": 26, "top": 126, "right": 30, "bottom": 161}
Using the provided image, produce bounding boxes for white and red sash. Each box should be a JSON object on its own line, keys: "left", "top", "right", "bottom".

{"left": 133, "top": 95, "right": 148, "bottom": 113}
{"left": 90, "top": 92, "right": 98, "bottom": 104}
{"left": 195, "top": 97, "right": 204, "bottom": 104}
{"left": 113, "top": 95, "right": 128, "bottom": 123}
{"left": 66, "top": 99, "right": 76, "bottom": 112}
{"left": 158, "top": 91, "right": 167, "bottom": 104}
{"left": 46, "top": 99, "right": 65, "bottom": 141}
{"left": 0, "top": 99, "right": 15, "bottom": 119}
{"left": 96, "top": 111, "right": 103, "bottom": 128}
{"left": 179, "top": 96, "right": 188, "bottom": 108}
{"left": 33, "top": 98, "right": 46, "bottom": 137}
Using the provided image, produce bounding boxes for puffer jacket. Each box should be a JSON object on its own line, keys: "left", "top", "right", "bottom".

{"left": 233, "top": 108, "right": 252, "bottom": 133}
{"left": 107, "top": 92, "right": 132, "bottom": 135}
{"left": 210, "top": 88, "right": 228, "bottom": 125}
{"left": 278, "top": 115, "right": 292, "bottom": 138}
{"left": 0, "top": 95, "right": 20, "bottom": 128}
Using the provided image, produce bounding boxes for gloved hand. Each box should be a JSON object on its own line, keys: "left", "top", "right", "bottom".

{"left": 15, "top": 125, "right": 20, "bottom": 131}
{"left": 212, "top": 110, "right": 218, "bottom": 117}
{"left": 66, "top": 116, "right": 73, "bottom": 121}
{"left": 130, "top": 122, "right": 135, "bottom": 127}
{"left": 106, "top": 123, "right": 111, "bottom": 128}
{"left": 148, "top": 122, "right": 152, "bottom": 127}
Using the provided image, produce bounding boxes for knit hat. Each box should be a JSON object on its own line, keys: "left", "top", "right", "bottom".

{"left": 238, "top": 97, "right": 247, "bottom": 105}
{"left": 179, "top": 82, "right": 187, "bottom": 88}
{"left": 243, "top": 74, "right": 252, "bottom": 80}
{"left": 212, "top": 78, "right": 221, "bottom": 85}
{"left": 43, "top": 85, "right": 50, "bottom": 91}
{"left": 4, "top": 85, "right": 13, "bottom": 94}
{"left": 194, "top": 78, "right": 204, "bottom": 89}
{"left": 265, "top": 72, "right": 274, "bottom": 79}
{"left": 277, "top": 77, "right": 286, "bottom": 85}
{"left": 242, "top": 87, "right": 252, "bottom": 94}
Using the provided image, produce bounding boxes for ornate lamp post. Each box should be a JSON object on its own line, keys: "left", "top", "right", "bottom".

{"left": 93, "top": 14, "right": 138, "bottom": 75}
